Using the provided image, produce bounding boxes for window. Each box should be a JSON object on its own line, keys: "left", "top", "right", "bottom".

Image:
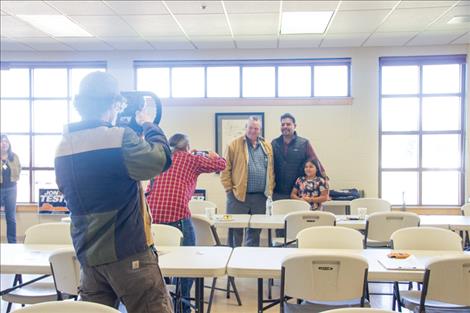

{"left": 379, "top": 55, "right": 466, "bottom": 206}
{"left": 242, "top": 67, "right": 275, "bottom": 97}
{"left": 171, "top": 67, "right": 205, "bottom": 98}
{"left": 207, "top": 66, "right": 240, "bottom": 97}
{"left": 135, "top": 59, "right": 351, "bottom": 99}
{"left": 0, "top": 62, "right": 106, "bottom": 203}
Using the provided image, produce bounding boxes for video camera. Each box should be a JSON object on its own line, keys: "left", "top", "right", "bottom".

{"left": 117, "top": 91, "right": 163, "bottom": 135}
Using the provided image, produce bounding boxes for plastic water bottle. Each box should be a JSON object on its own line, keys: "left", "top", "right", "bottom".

{"left": 401, "top": 191, "right": 406, "bottom": 211}
{"left": 266, "top": 196, "right": 273, "bottom": 216}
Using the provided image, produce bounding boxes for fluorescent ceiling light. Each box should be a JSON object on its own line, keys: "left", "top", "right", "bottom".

{"left": 281, "top": 11, "right": 333, "bottom": 34}
{"left": 16, "top": 15, "right": 92, "bottom": 37}
{"left": 447, "top": 16, "right": 470, "bottom": 24}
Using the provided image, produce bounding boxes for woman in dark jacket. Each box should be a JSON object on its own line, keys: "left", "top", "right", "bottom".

{"left": 1, "top": 135, "right": 21, "bottom": 243}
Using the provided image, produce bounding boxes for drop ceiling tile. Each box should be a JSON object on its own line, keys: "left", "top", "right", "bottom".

{"left": 105, "top": 1, "right": 168, "bottom": 15}
{"left": 175, "top": 14, "right": 230, "bottom": 36}
{"left": 146, "top": 37, "right": 194, "bottom": 50}
{"left": 70, "top": 15, "right": 138, "bottom": 37}
{"left": 363, "top": 31, "right": 417, "bottom": 46}
{"left": 378, "top": 7, "right": 450, "bottom": 32}
{"left": 339, "top": 1, "right": 399, "bottom": 11}
{"left": 47, "top": 1, "right": 116, "bottom": 15}
{"left": 229, "top": 13, "right": 279, "bottom": 35}
{"left": 224, "top": 1, "right": 280, "bottom": 14}
{"left": 0, "top": 38, "right": 34, "bottom": 51}
{"left": 282, "top": 1, "right": 338, "bottom": 11}
{"left": 321, "top": 33, "right": 369, "bottom": 47}
{"left": 451, "top": 31, "right": 469, "bottom": 44}
{"left": 428, "top": 5, "right": 470, "bottom": 31}
{"left": 56, "top": 37, "right": 114, "bottom": 51}
{"left": 192, "top": 36, "right": 235, "bottom": 49}
{"left": 123, "top": 15, "right": 183, "bottom": 36}
{"left": 328, "top": 10, "right": 390, "bottom": 33}
{"left": 101, "top": 37, "right": 154, "bottom": 50}
{"left": 236, "top": 35, "right": 277, "bottom": 48}
{"left": 1, "top": 16, "right": 49, "bottom": 38}
{"left": 165, "top": 1, "right": 224, "bottom": 14}
{"left": 0, "top": 1, "right": 58, "bottom": 15}
{"left": 15, "top": 37, "right": 74, "bottom": 51}
{"left": 398, "top": 1, "right": 456, "bottom": 9}
{"left": 407, "top": 30, "right": 468, "bottom": 45}
{"left": 278, "top": 34, "right": 322, "bottom": 48}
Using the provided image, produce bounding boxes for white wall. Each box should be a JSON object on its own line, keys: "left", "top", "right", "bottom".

{"left": 2, "top": 44, "right": 469, "bottom": 212}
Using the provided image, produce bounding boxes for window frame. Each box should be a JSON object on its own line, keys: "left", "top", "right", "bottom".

{"left": 1, "top": 61, "right": 106, "bottom": 203}
{"left": 378, "top": 55, "right": 467, "bottom": 207}
{"left": 134, "top": 58, "right": 352, "bottom": 100}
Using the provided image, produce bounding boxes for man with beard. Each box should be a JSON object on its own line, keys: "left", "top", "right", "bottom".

{"left": 271, "top": 113, "right": 327, "bottom": 202}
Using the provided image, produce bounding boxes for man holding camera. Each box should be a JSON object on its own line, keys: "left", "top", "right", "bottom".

{"left": 55, "top": 72, "right": 173, "bottom": 312}
{"left": 146, "top": 133, "right": 226, "bottom": 313}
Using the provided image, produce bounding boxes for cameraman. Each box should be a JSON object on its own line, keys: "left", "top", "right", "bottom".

{"left": 55, "top": 71, "right": 173, "bottom": 312}
{"left": 146, "top": 133, "right": 226, "bottom": 313}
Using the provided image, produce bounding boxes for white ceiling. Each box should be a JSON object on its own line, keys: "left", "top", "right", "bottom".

{"left": 0, "top": 0, "right": 469, "bottom": 52}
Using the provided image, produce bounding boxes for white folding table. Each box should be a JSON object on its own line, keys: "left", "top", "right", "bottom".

{"left": 227, "top": 247, "right": 469, "bottom": 313}
{"left": 0, "top": 244, "right": 232, "bottom": 313}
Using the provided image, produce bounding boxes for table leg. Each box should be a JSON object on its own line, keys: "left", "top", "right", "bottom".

{"left": 195, "top": 278, "right": 204, "bottom": 313}
{"left": 268, "top": 229, "right": 272, "bottom": 247}
{"left": 257, "top": 278, "right": 263, "bottom": 313}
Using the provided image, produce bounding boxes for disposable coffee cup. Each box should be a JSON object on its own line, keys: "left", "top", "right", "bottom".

{"left": 205, "top": 207, "right": 216, "bottom": 220}
{"left": 358, "top": 207, "right": 367, "bottom": 220}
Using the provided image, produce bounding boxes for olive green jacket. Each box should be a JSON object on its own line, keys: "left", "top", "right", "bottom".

{"left": 0, "top": 153, "right": 21, "bottom": 184}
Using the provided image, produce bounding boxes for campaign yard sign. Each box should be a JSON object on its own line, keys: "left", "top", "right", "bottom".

{"left": 38, "top": 189, "right": 69, "bottom": 214}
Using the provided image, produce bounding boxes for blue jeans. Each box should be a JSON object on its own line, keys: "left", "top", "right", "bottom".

{"left": 1, "top": 185, "right": 17, "bottom": 243}
{"left": 161, "top": 218, "right": 195, "bottom": 313}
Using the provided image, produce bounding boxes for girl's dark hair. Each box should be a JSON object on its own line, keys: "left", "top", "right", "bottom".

{"left": 1, "top": 134, "right": 14, "bottom": 161}
{"left": 304, "top": 158, "right": 324, "bottom": 179}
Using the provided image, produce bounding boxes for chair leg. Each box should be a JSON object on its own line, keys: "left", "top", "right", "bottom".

{"left": 228, "top": 276, "right": 242, "bottom": 306}
{"left": 268, "top": 278, "right": 273, "bottom": 299}
{"left": 206, "top": 278, "right": 217, "bottom": 313}
{"left": 226, "top": 278, "right": 230, "bottom": 299}
{"left": 394, "top": 281, "right": 402, "bottom": 313}
{"left": 6, "top": 302, "right": 13, "bottom": 313}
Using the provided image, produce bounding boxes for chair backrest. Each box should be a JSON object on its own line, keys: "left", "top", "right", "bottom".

{"left": 422, "top": 255, "right": 470, "bottom": 306}
{"left": 191, "top": 215, "right": 220, "bottom": 246}
{"left": 350, "top": 198, "right": 391, "bottom": 215}
{"left": 24, "top": 223, "right": 73, "bottom": 244}
{"left": 49, "top": 248, "right": 80, "bottom": 296}
{"left": 462, "top": 203, "right": 470, "bottom": 216}
{"left": 391, "top": 227, "right": 462, "bottom": 251}
{"left": 188, "top": 200, "right": 217, "bottom": 215}
{"left": 12, "top": 300, "right": 120, "bottom": 312}
{"left": 281, "top": 254, "right": 368, "bottom": 302}
{"left": 321, "top": 308, "right": 395, "bottom": 313}
{"left": 297, "top": 226, "right": 364, "bottom": 249}
{"left": 285, "top": 211, "right": 336, "bottom": 241}
{"left": 150, "top": 224, "right": 183, "bottom": 246}
{"left": 272, "top": 199, "right": 310, "bottom": 215}
{"left": 365, "top": 211, "right": 420, "bottom": 243}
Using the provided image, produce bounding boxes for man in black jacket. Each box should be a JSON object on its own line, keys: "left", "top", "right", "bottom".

{"left": 271, "top": 113, "right": 327, "bottom": 201}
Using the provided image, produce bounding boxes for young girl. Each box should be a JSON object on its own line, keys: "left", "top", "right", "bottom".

{"left": 290, "top": 159, "right": 329, "bottom": 210}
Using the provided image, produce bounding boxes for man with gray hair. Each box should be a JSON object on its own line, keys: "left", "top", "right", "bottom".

{"left": 220, "top": 116, "right": 275, "bottom": 247}
{"left": 55, "top": 71, "right": 173, "bottom": 312}
{"left": 146, "top": 133, "right": 226, "bottom": 313}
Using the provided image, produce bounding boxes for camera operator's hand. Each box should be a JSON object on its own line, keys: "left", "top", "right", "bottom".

{"left": 207, "top": 151, "right": 220, "bottom": 159}
{"left": 135, "top": 99, "right": 156, "bottom": 126}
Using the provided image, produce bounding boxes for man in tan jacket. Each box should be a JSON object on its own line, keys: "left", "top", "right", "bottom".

{"left": 220, "top": 116, "right": 275, "bottom": 247}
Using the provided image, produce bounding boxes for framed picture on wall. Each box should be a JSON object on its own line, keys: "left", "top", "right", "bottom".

{"left": 215, "top": 112, "right": 265, "bottom": 156}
